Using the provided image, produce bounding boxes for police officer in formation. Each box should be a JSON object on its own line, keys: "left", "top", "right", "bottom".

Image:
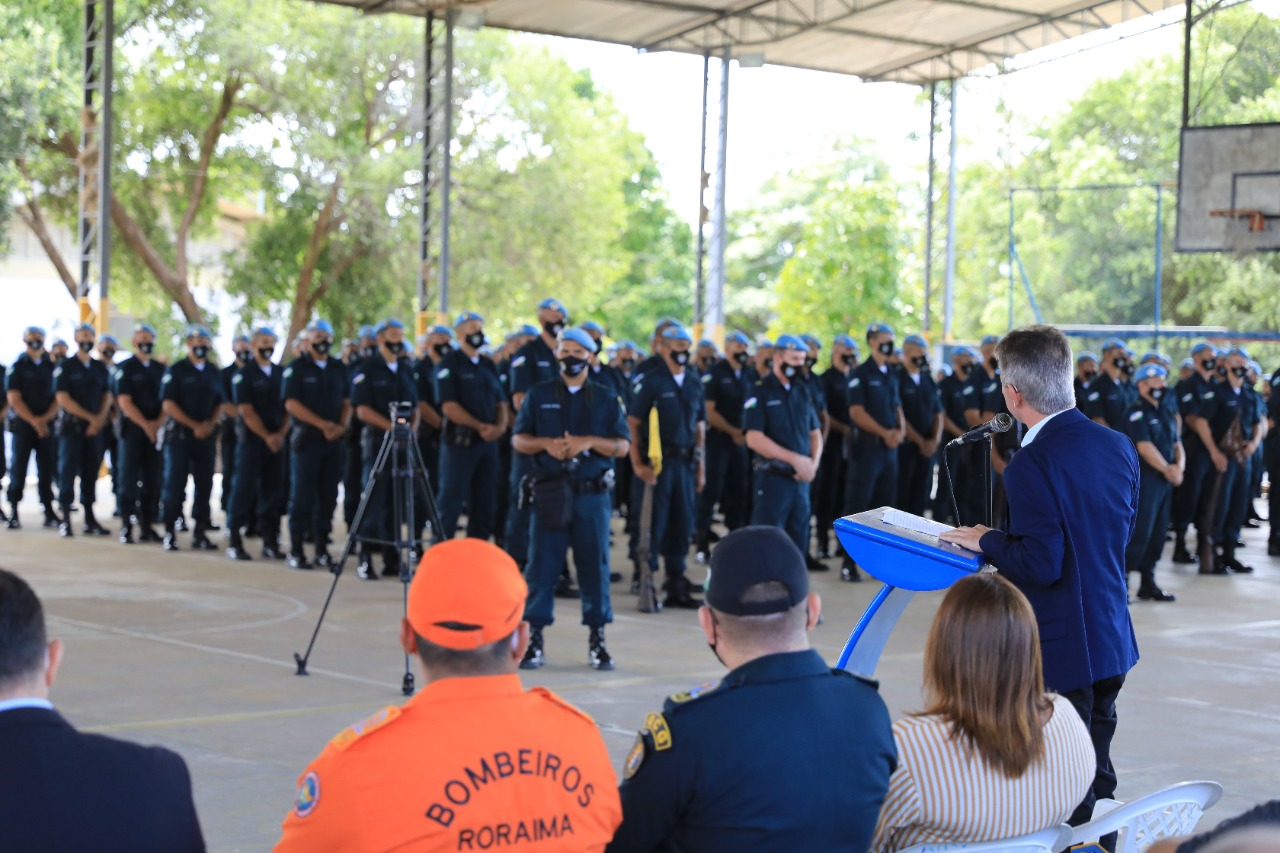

{"left": 220, "top": 334, "right": 251, "bottom": 520}
{"left": 350, "top": 319, "right": 419, "bottom": 580}
{"left": 1201, "top": 346, "right": 1265, "bottom": 575}
{"left": 342, "top": 325, "right": 376, "bottom": 529}
{"left": 282, "top": 319, "right": 349, "bottom": 569}
{"left": 743, "top": 335, "right": 822, "bottom": 555}
{"left": 96, "top": 334, "right": 122, "bottom": 518}
{"left": 225, "top": 327, "right": 288, "bottom": 562}
{"left": 412, "top": 324, "right": 451, "bottom": 540}
{"left": 514, "top": 327, "right": 631, "bottom": 670}
{"left": 896, "top": 333, "right": 943, "bottom": 517}
{"left": 1074, "top": 351, "right": 1099, "bottom": 411}
{"left": 1123, "top": 363, "right": 1181, "bottom": 602}
{"left": 160, "top": 325, "right": 225, "bottom": 552}
{"left": 113, "top": 323, "right": 165, "bottom": 544}
{"left": 52, "top": 323, "right": 113, "bottom": 537}
{"left": 933, "top": 346, "right": 975, "bottom": 525}
{"left": 1085, "top": 338, "right": 1138, "bottom": 430}
{"left": 6, "top": 326, "right": 59, "bottom": 529}
{"left": 1172, "top": 342, "right": 1225, "bottom": 565}
{"left": 813, "top": 334, "right": 857, "bottom": 556}
{"left": 694, "top": 329, "right": 752, "bottom": 557}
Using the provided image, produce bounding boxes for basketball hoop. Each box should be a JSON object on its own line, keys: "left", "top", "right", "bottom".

{"left": 1209, "top": 208, "right": 1268, "bottom": 232}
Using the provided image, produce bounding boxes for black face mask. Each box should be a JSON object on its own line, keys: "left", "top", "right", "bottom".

{"left": 1113, "top": 358, "right": 1128, "bottom": 371}
{"left": 842, "top": 354, "right": 858, "bottom": 367}
{"left": 620, "top": 358, "right": 636, "bottom": 371}
{"left": 1232, "top": 366, "right": 1248, "bottom": 379}
{"left": 465, "top": 332, "right": 485, "bottom": 349}
{"left": 956, "top": 364, "right": 971, "bottom": 379}
{"left": 912, "top": 356, "right": 928, "bottom": 368}
{"left": 236, "top": 350, "right": 251, "bottom": 363}
{"left": 312, "top": 341, "right": 331, "bottom": 357}
{"left": 386, "top": 341, "right": 404, "bottom": 355}
{"left": 78, "top": 341, "right": 95, "bottom": 354}
{"left": 259, "top": 347, "right": 275, "bottom": 360}
{"left": 733, "top": 351, "right": 749, "bottom": 367}
{"left": 543, "top": 320, "right": 565, "bottom": 336}
{"left": 1082, "top": 370, "right": 1097, "bottom": 383}
{"left": 27, "top": 339, "right": 44, "bottom": 351}
{"left": 989, "top": 356, "right": 999, "bottom": 370}
{"left": 804, "top": 357, "right": 817, "bottom": 370}
{"left": 434, "top": 343, "right": 451, "bottom": 358}
{"left": 782, "top": 364, "right": 799, "bottom": 379}
{"left": 362, "top": 346, "right": 376, "bottom": 359}
{"left": 671, "top": 350, "right": 690, "bottom": 366}
{"left": 1216, "top": 365, "right": 1228, "bottom": 378}
{"left": 1200, "top": 359, "right": 1216, "bottom": 372}
{"left": 1150, "top": 387, "right": 1166, "bottom": 401}
{"left": 190, "top": 345, "right": 209, "bottom": 360}
{"left": 763, "top": 358, "right": 774, "bottom": 371}
{"left": 137, "top": 342, "right": 154, "bottom": 355}
{"left": 878, "top": 341, "right": 894, "bottom": 356}
{"left": 101, "top": 349, "right": 117, "bottom": 361}
{"left": 558, "top": 355, "right": 588, "bottom": 377}
{"left": 1123, "top": 362, "right": 1135, "bottom": 375}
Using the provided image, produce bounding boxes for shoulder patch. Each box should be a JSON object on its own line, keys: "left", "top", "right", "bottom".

{"left": 849, "top": 377, "right": 861, "bottom": 388}
{"left": 352, "top": 373, "right": 365, "bottom": 384}
{"left": 701, "top": 373, "right": 712, "bottom": 383}
{"left": 668, "top": 680, "right": 721, "bottom": 704}
{"left": 231, "top": 373, "right": 244, "bottom": 385}
{"left": 436, "top": 367, "right": 450, "bottom": 379}
{"left": 744, "top": 396, "right": 758, "bottom": 409}
{"left": 1087, "top": 391, "right": 1100, "bottom": 401}
{"left": 283, "top": 367, "right": 293, "bottom": 379}
{"left": 328, "top": 705, "right": 400, "bottom": 751}
{"left": 161, "top": 373, "right": 172, "bottom": 384}
{"left": 644, "top": 711, "right": 672, "bottom": 751}
{"left": 1129, "top": 410, "right": 1144, "bottom": 422}
{"left": 512, "top": 355, "right": 527, "bottom": 368}
{"left": 623, "top": 734, "right": 647, "bottom": 780}
{"left": 52, "top": 367, "right": 62, "bottom": 378}
{"left": 962, "top": 385, "right": 974, "bottom": 395}
{"left": 1202, "top": 391, "right": 1214, "bottom": 399}
{"left": 294, "top": 771, "right": 320, "bottom": 818}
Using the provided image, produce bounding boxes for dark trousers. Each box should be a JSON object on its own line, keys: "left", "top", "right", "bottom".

{"left": 413, "top": 431, "right": 441, "bottom": 539}
{"left": 56, "top": 429, "right": 105, "bottom": 510}
{"left": 814, "top": 436, "right": 847, "bottom": 552}
{"left": 103, "top": 432, "right": 120, "bottom": 511}
{"left": 696, "top": 436, "right": 748, "bottom": 535}
{"left": 161, "top": 432, "right": 216, "bottom": 528}
{"left": 932, "top": 446, "right": 967, "bottom": 525}
{"left": 648, "top": 457, "right": 695, "bottom": 580}
{"left": 228, "top": 434, "right": 284, "bottom": 548}
{"left": 844, "top": 441, "right": 898, "bottom": 517}
{"left": 614, "top": 455, "right": 633, "bottom": 516}
{"left": 525, "top": 491, "right": 612, "bottom": 629}
{"left": 1213, "top": 455, "right": 1250, "bottom": 543}
{"left": 1125, "top": 470, "right": 1172, "bottom": 587}
{"left": 7, "top": 421, "right": 55, "bottom": 507}
{"left": 342, "top": 433, "right": 363, "bottom": 526}
{"left": 288, "top": 439, "right": 343, "bottom": 553}
{"left": 960, "top": 442, "right": 990, "bottom": 526}
{"left": 751, "top": 470, "right": 810, "bottom": 554}
{"left": 1060, "top": 674, "right": 1126, "bottom": 829}
{"left": 504, "top": 453, "right": 532, "bottom": 563}
{"left": 438, "top": 440, "right": 499, "bottom": 541}
{"left": 1172, "top": 441, "right": 1210, "bottom": 535}
{"left": 896, "top": 442, "right": 935, "bottom": 517}
{"left": 1269, "top": 456, "right": 1280, "bottom": 543}
{"left": 118, "top": 427, "right": 161, "bottom": 526}
{"left": 219, "top": 425, "right": 237, "bottom": 513}
{"left": 495, "top": 431, "right": 513, "bottom": 549}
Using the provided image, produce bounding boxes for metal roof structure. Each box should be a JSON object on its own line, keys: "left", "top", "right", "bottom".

{"left": 306, "top": 0, "right": 1183, "bottom": 83}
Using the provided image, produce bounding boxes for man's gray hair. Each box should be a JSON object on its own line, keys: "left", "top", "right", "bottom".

{"left": 994, "top": 325, "right": 1075, "bottom": 416}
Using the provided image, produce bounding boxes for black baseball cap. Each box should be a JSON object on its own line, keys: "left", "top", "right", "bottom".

{"left": 705, "top": 526, "right": 809, "bottom": 616}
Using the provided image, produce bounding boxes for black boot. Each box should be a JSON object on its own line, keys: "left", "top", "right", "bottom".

{"left": 261, "top": 537, "right": 285, "bottom": 560}
{"left": 162, "top": 527, "right": 181, "bottom": 552}
{"left": 816, "top": 530, "right": 832, "bottom": 559}
{"left": 520, "top": 628, "right": 545, "bottom": 670}
{"left": 58, "top": 506, "right": 74, "bottom": 538}
{"left": 1136, "top": 573, "right": 1176, "bottom": 602}
{"left": 5, "top": 505, "right": 19, "bottom": 530}
{"left": 287, "top": 549, "right": 313, "bottom": 570}
{"left": 588, "top": 627, "right": 614, "bottom": 671}
{"left": 43, "top": 505, "right": 61, "bottom": 529}
{"left": 118, "top": 522, "right": 135, "bottom": 545}
{"left": 840, "top": 556, "right": 863, "bottom": 583}
{"left": 83, "top": 509, "right": 110, "bottom": 536}
{"left": 357, "top": 551, "right": 379, "bottom": 581}
{"left": 693, "top": 530, "right": 710, "bottom": 563}
{"left": 1171, "top": 531, "right": 1197, "bottom": 564}
{"left": 805, "top": 553, "right": 830, "bottom": 573}
{"left": 191, "top": 524, "right": 215, "bottom": 551}
{"left": 138, "top": 517, "right": 163, "bottom": 543}
{"left": 662, "top": 576, "right": 701, "bottom": 609}
{"left": 1220, "top": 541, "right": 1254, "bottom": 574}
{"left": 226, "top": 537, "right": 251, "bottom": 561}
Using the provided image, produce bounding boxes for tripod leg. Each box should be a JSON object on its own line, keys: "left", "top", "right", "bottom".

{"left": 408, "top": 437, "right": 445, "bottom": 542}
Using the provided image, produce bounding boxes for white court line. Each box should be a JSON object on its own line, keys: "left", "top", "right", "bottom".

{"left": 1157, "top": 619, "right": 1280, "bottom": 638}
{"left": 1166, "top": 696, "right": 1280, "bottom": 723}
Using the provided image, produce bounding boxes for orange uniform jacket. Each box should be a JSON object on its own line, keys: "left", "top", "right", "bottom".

{"left": 276, "top": 674, "right": 622, "bottom": 852}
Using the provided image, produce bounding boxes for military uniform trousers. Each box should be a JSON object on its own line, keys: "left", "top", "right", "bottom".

{"left": 412, "top": 429, "right": 441, "bottom": 539}
{"left": 695, "top": 435, "right": 748, "bottom": 535}
{"left": 118, "top": 428, "right": 161, "bottom": 526}
{"left": 219, "top": 423, "right": 237, "bottom": 513}
{"left": 437, "top": 439, "right": 499, "bottom": 542}
{"left": 357, "top": 430, "right": 419, "bottom": 554}
{"left": 647, "top": 455, "right": 696, "bottom": 580}
{"left": 161, "top": 429, "right": 217, "bottom": 528}
{"left": 844, "top": 439, "right": 898, "bottom": 518}
{"left": 342, "top": 429, "right": 363, "bottom": 526}
{"left": 228, "top": 433, "right": 285, "bottom": 547}
{"left": 1172, "top": 440, "right": 1211, "bottom": 536}
{"left": 896, "top": 442, "right": 935, "bottom": 517}
{"left": 813, "top": 436, "right": 847, "bottom": 553}
{"left": 1213, "top": 455, "right": 1251, "bottom": 543}
{"left": 288, "top": 436, "right": 343, "bottom": 550}
{"left": 6, "top": 421, "right": 55, "bottom": 507}
{"left": 1125, "top": 470, "right": 1172, "bottom": 584}
{"left": 526, "top": 490, "right": 613, "bottom": 630}
{"left": 751, "top": 468, "right": 811, "bottom": 555}
{"left": 503, "top": 452, "right": 532, "bottom": 563}
{"left": 56, "top": 426, "right": 105, "bottom": 510}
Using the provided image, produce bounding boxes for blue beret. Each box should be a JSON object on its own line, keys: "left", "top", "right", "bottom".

{"left": 833, "top": 334, "right": 856, "bottom": 349}
{"left": 100, "top": 334, "right": 119, "bottom": 346}
{"left": 1190, "top": 342, "right": 1215, "bottom": 356}
{"left": 1102, "top": 337, "right": 1128, "bottom": 352}
{"left": 757, "top": 337, "right": 774, "bottom": 349}
{"left": 233, "top": 333, "right": 251, "bottom": 344}
{"left": 253, "top": 326, "right": 278, "bottom": 339}
{"left": 558, "top": 327, "right": 597, "bottom": 352}
{"left": 774, "top": 334, "right": 807, "bottom": 352}
{"left": 655, "top": 317, "right": 681, "bottom": 332}
{"left": 1179, "top": 358, "right": 1194, "bottom": 369}
{"left": 185, "top": 324, "right": 213, "bottom": 340}
{"left": 24, "top": 326, "right": 47, "bottom": 338}
{"left": 358, "top": 325, "right": 376, "bottom": 340}
{"left": 893, "top": 347, "right": 903, "bottom": 356}
{"left": 375, "top": 318, "right": 405, "bottom": 335}
{"left": 660, "top": 324, "right": 693, "bottom": 344}
{"left": 73, "top": 322, "right": 96, "bottom": 334}
{"left": 429, "top": 325, "right": 454, "bottom": 338}
{"left": 938, "top": 364, "right": 953, "bottom": 377}
{"left": 51, "top": 338, "right": 67, "bottom": 348}
{"left": 1247, "top": 360, "right": 1261, "bottom": 374}
{"left": 1135, "top": 364, "right": 1167, "bottom": 382}
{"left": 697, "top": 339, "right": 717, "bottom": 350}
{"left": 133, "top": 323, "right": 156, "bottom": 336}
{"left": 306, "top": 319, "right": 333, "bottom": 336}
{"left": 867, "top": 323, "right": 894, "bottom": 337}
{"left": 981, "top": 334, "right": 1001, "bottom": 345}
{"left": 581, "top": 320, "right": 605, "bottom": 335}
{"left": 904, "top": 334, "right": 928, "bottom": 348}
{"left": 726, "top": 330, "right": 751, "bottom": 346}
{"left": 963, "top": 346, "right": 982, "bottom": 359}
{"left": 1077, "top": 351, "right": 1099, "bottom": 363}
{"left": 1227, "top": 345, "right": 1250, "bottom": 360}
{"left": 799, "top": 334, "right": 821, "bottom": 349}
{"left": 619, "top": 339, "right": 638, "bottom": 350}
{"left": 537, "top": 298, "right": 568, "bottom": 318}
{"left": 453, "top": 311, "right": 483, "bottom": 328}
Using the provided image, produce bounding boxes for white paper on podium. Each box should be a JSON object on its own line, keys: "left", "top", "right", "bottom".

{"left": 880, "top": 508, "right": 953, "bottom": 538}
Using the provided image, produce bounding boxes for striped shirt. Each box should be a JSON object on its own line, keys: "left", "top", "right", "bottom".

{"left": 871, "top": 693, "right": 1095, "bottom": 853}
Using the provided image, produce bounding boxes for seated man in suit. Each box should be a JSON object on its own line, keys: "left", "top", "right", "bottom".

{"left": 0, "top": 568, "right": 205, "bottom": 852}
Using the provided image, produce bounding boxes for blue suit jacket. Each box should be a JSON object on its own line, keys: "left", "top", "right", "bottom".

{"left": 0, "top": 706, "right": 205, "bottom": 852}
{"left": 979, "top": 407, "right": 1140, "bottom": 692}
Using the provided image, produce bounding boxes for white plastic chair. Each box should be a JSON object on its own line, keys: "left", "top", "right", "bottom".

{"left": 896, "top": 824, "right": 1073, "bottom": 853}
{"left": 1069, "top": 781, "right": 1225, "bottom": 853}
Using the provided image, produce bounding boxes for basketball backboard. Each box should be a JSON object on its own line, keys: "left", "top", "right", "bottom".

{"left": 1176, "top": 123, "right": 1280, "bottom": 252}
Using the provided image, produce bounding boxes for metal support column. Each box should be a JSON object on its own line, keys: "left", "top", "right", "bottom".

{"left": 440, "top": 15, "right": 455, "bottom": 317}
{"left": 1007, "top": 190, "right": 1016, "bottom": 330}
{"left": 79, "top": 0, "right": 114, "bottom": 331}
{"left": 1182, "top": 0, "right": 1194, "bottom": 128}
{"left": 416, "top": 11, "right": 452, "bottom": 336}
{"left": 923, "top": 81, "right": 937, "bottom": 334}
{"left": 694, "top": 52, "right": 710, "bottom": 336}
{"left": 942, "top": 81, "right": 959, "bottom": 341}
{"left": 1153, "top": 184, "right": 1164, "bottom": 346}
{"left": 704, "top": 49, "right": 730, "bottom": 347}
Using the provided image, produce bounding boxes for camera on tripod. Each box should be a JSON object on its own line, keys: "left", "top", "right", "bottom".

{"left": 390, "top": 402, "right": 415, "bottom": 439}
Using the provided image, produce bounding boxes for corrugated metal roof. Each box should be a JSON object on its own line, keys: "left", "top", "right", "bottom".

{"left": 302, "top": 0, "right": 1182, "bottom": 83}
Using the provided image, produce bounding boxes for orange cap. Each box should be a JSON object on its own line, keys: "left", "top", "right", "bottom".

{"left": 407, "top": 540, "right": 527, "bottom": 650}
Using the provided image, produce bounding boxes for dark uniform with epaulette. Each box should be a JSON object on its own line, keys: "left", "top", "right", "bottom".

{"left": 160, "top": 359, "right": 225, "bottom": 538}
{"left": 695, "top": 357, "right": 751, "bottom": 547}
{"left": 1085, "top": 372, "right": 1139, "bottom": 431}
{"left": 515, "top": 377, "right": 629, "bottom": 635}
{"left": 896, "top": 365, "right": 942, "bottom": 517}
{"left": 933, "top": 364, "right": 971, "bottom": 524}
{"left": 435, "top": 348, "right": 506, "bottom": 542}
{"left": 744, "top": 373, "right": 820, "bottom": 553}
{"left": 1200, "top": 379, "right": 1261, "bottom": 558}
{"left": 844, "top": 358, "right": 902, "bottom": 517}
{"left": 505, "top": 337, "right": 559, "bottom": 566}
{"left": 960, "top": 365, "right": 1003, "bottom": 524}
{"left": 1123, "top": 394, "right": 1179, "bottom": 593}
{"left": 1171, "top": 369, "right": 1218, "bottom": 556}
{"left": 341, "top": 345, "right": 369, "bottom": 528}
{"left": 113, "top": 354, "right": 165, "bottom": 535}
{"left": 219, "top": 359, "right": 245, "bottom": 516}
{"left": 283, "top": 354, "right": 348, "bottom": 558}
{"left": 413, "top": 353, "right": 443, "bottom": 540}
{"left": 228, "top": 360, "right": 287, "bottom": 555}
{"left": 607, "top": 650, "right": 896, "bottom": 852}
{"left": 53, "top": 355, "right": 111, "bottom": 520}
{"left": 814, "top": 361, "right": 852, "bottom": 555}
{"left": 350, "top": 354, "right": 419, "bottom": 566}
{"left": 5, "top": 352, "right": 57, "bottom": 516}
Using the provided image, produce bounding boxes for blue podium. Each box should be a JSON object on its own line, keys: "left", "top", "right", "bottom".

{"left": 833, "top": 507, "right": 985, "bottom": 677}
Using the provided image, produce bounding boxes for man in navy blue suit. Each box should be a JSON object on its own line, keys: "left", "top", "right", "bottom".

{"left": 0, "top": 568, "right": 205, "bottom": 852}
{"left": 941, "top": 325, "right": 1140, "bottom": 840}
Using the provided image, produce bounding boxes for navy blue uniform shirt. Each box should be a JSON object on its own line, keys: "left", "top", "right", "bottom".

{"left": 702, "top": 358, "right": 751, "bottom": 431}
{"left": 821, "top": 366, "right": 851, "bottom": 426}
{"left": 939, "top": 370, "right": 970, "bottom": 429}
{"left": 282, "top": 355, "right": 347, "bottom": 424}
{"left": 962, "top": 366, "right": 1003, "bottom": 417}
{"left": 743, "top": 373, "right": 819, "bottom": 457}
{"left": 435, "top": 349, "right": 504, "bottom": 425}
{"left": 6, "top": 353, "right": 56, "bottom": 416}
{"left": 799, "top": 372, "right": 826, "bottom": 424}
{"left": 161, "top": 359, "right": 225, "bottom": 423}
{"left": 847, "top": 358, "right": 902, "bottom": 431}
{"left": 415, "top": 357, "right": 439, "bottom": 411}
{"left": 1199, "top": 381, "right": 1259, "bottom": 442}
{"left": 1124, "top": 397, "right": 1178, "bottom": 471}
{"left": 54, "top": 356, "right": 110, "bottom": 417}
{"left": 628, "top": 365, "right": 705, "bottom": 452}
{"left": 1085, "top": 372, "right": 1139, "bottom": 430}
{"left": 510, "top": 336, "right": 558, "bottom": 399}
{"left": 898, "top": 368, "right": 942, "bottom": 436}
{"left": 112, "top": 357, "right": 165, "bottom": 438}
{"left": 351, "top": 356, "right": 418, "bottom": 425}
{"left": 231, "top": 362, "right": 285, "bottom": 432}
{"left": 513, "top": 378, "right": 629, "bottom": 480}
{"left": 220, "top": 364, "right": 241, "bottom": 411}
{"left": 608, "top": 649, "right": 895, "bottom": 853}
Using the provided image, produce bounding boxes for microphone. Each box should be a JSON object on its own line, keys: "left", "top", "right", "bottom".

{"left": 947, "top": 412, "right": 1014, "bottom": 447}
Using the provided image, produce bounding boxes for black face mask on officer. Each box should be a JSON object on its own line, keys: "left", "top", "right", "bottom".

{"left": 236, "top": 350, "right": 251, "bottom": 364}
{"left": 1216, "top": 364, "right": 1228, "bottom": 378}
{"left": 620, "top": 358, "right": 636, "bottom": 371}
{"left": 733, "top": 351, "right": 749, "bottom": 367}
{"left": 78, "top": 341, "right": 95, "bottom": 354}
{"left": 311, "top": 341, "right": 331, "bottom": 357}
{"left": 842, "top": 353, "right": 857, "bottom": 367}
{"left": 912, "top": 356, "right": 928, "bottom": 369}
{"left": 434, "top": 343, "right": 451, "bottom": 358}
{"left": 1232, "top": 366, "right": 1248, "bottom": 379}
{"left": 1200, "top": 358, "right": 1216, "bottom": 372}
{"left": 763, "top": 358, "right": 774, "bottom": 371}
{"left": 258, "top": 347, "right": 275, "bottom": 361}
{"left": 386, "top": 341, "right": 404, "bottom": 355}
{"left": 989, "top": 356, "right": 999, "bottom": 370}
{"left": 782, "top": 363, "right": 799, "bottom": 379}
{"left": 191, "top": 344, "right": 209, "bottom": 360}
{"left": 1150, "top": 387, "right": 1166, "bottom": 401}
{"left": 465, "top": 332, "right": 485, "bottom": 349}
{"left": 558, "top": 355, "right": 588, "bottom": 377}
{"left": 543, "top": 320, "right": 565, "bottom": 337}
{"left": 670, "top": 350, "right": 690, "bottom": 367}
{"left": 26, "top": 338, "right": 44, "bottom": 351}
{"left": 137, "top": 342, "right": 154, "bottom": 356}
{"left": 804, "top": 356, "right": 817, "bottom": 370}
{"left": 1082, "top": 370, "right": 1097, "bottom": 383}
{"left": 878, "top": 341, "right": 894, "bottom": 356}
{"left": 955, "top": 363, "right": 971, "bottom": 378}
{"left": 1113, "top": 356, "right": 1128, "bottom": 371}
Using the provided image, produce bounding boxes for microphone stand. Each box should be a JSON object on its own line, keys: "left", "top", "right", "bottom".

{"left": 984, "top": 434, "right": 994, "bottom": 528}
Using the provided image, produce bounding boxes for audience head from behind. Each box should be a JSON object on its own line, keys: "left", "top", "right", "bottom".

{"left": 995, "top": 325, "right": 1076, "bottom": 422}
{"left": 920, "top": 572, "right": 1051, "bottom": 778}
{"left": 1146, "top": 800, "right": 1280, "bottom": 853}
{"left": 0, "top": 568, "right": 62, "bottom": 703}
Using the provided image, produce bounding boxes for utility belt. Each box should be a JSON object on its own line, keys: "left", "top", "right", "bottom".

{"left": 165, "top": 421, "right": 218, "bottom": 445}
{"left": 442, "top": 419, "right": 480, "bottom": 448}
{"left": 53, "top": 412, "right": 88, "bottom": 438}
{"left": 290, "top": 423, "right": 326, "bottom": 451}
{"left": 856, "top": 432, "right": 889, "bottom": 448}
{"left": 236, "top": 416, "right": 283, "bottom": 444}
{"left": 518, "top": 470, "right": 614, "bottom": 529}
{"left": 753, "top": 457, "right": 796, "bottom": 478}
{"left": 662, "top": 445, "right": 700, "bottom": 463}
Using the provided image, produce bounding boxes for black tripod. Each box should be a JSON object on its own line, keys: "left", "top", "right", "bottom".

{"left": 294, "top": 402, "right": 443, "bottom": 695}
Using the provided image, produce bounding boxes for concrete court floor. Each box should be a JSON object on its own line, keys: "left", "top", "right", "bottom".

{"left": 2, "top": 492, "right": 1278, "bottom": 851}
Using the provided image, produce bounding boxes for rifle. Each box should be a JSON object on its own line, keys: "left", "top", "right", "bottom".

{"left": 636, "top": 407, "right": 663, "bottom": 613}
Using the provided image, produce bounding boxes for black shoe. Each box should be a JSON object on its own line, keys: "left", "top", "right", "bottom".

{"left": 43, "top": 509, "right": 61, "bottom": 529}
{"left": 244, "top": 524, "right": 260, "bottom": 539}
{"left": 1136, "top": 586, "right": 1176, "bottom": 602}
{"left": 841, "top": 559, "right": 863, "bottom": 582}
{"left": 205, "top": 521, "right": 222, "bottom": 532}
{"left": 315, "top": 551, "right": 335, "bottom": 569}
{"left": 119, "top": 526, "right": 135, "bottom": 545}
{"left": 138, "top": 526, "right": 163, "bottom": 543}
{"left": 1225, "top": 558, "right": 1254, "bottom": 574}
{"left": 520, "top": 629, "right": 545, "bottom": 670}
{"left": 111, "top": 507, "right": 121, "bottom": 518}
{"left": 288, "top": 553, "right": 313, "bottom": 570}
{"left": 805, "top": 554, "right": 830, "bottom": 573}
{"left": 58, "top": 520, "right": 73, "bottom": 538}
{"left": 226, "top": 544, "right": 251, "bottom": 561}
{"left": 381, "top": 554, "right": 401, "bottom": 578}
{"left": 1269, "top": 540, "right": 1280, "bottom": 557}
{"left": 1244, "top": 519, "right": 1261, "bottom": 529}
{"left": 357, "top": 558, "right": 379, "bottom": 580}
{"left": 609, "top": 571, "right": 622, "bottom": 583}
{"left": 1235, "top": 539, "right": 1246, "bottom": 549}
{"left": 5, "top": 507, "right": 19, "bottom": 530}
{"left": 83, "top": 515, "right": 110, "bottom": 536}
{"left": 262, "top": 545, "right": 285, "bottom": 560}
{"left": 706, "top": 529, "right": 721, "bottom": 543}
{"left": 174, "top": 516, "right": 187, "bottom": 532}
{"left": 555, "top": 574, "right": 580, "bottom": 599}
{"left": 163, "top": 532, "right": 181, "bottom": 552}
{"left": 588, "top": 627, "right": 614, "bottom": 671}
